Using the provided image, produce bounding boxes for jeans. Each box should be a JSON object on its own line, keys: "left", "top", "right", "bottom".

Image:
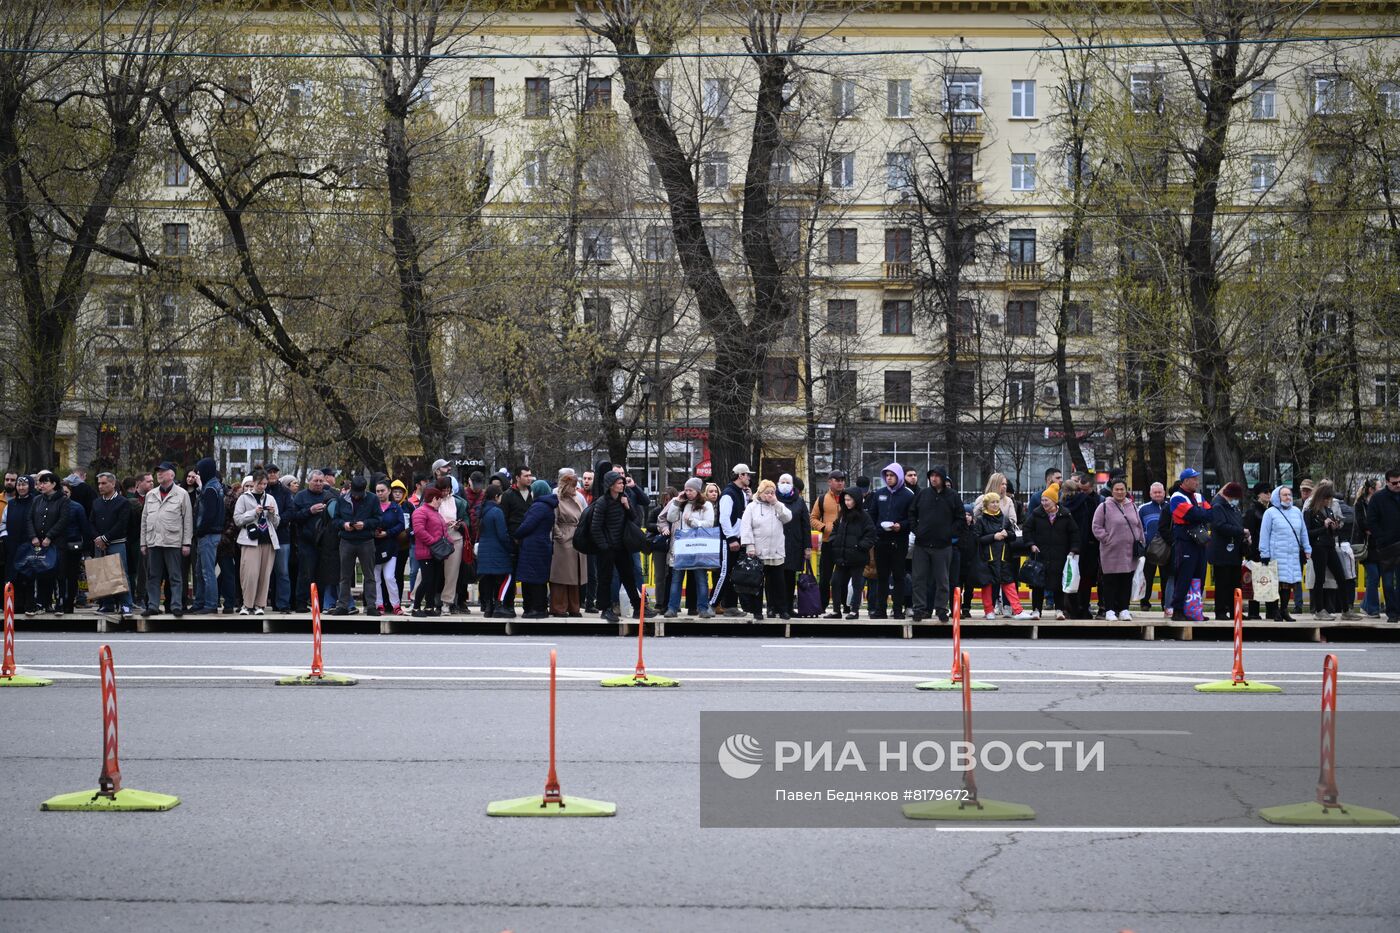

{"left": 273, "top": 542, "right": 292, "bottom": 610}
{"left": 146, "top": 546, "right": 184, "bottom": 613}
{"left": 1377, "top": 562, "right": 1399, "bottom": 621}
{"left": 1361, "top": 561, "right": 1381, "bottom": 615}
{"left": 95, "top": 542, "right": 131, "bottom": 612}
{"left": 195, "top": 534, "right": 220, "bottom": 611}
{"left": 668, "top": 568, "right": 709, "bottom": 612}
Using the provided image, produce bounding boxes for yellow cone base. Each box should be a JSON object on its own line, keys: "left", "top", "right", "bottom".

{"left": 914, "top": 679, "right": 998, "bottom": 691}
{"left": 1195, "top": 679, "right": 1282, "bottom": 693}
{"left": 1259, "top": 801, "right": 1400, "bottom": 826}
{"left": 486, "top": 794, "right": 617, "bottom": 817}
{"left": 275, "top": 673, "right": 358, "bottom": 686}
{"left": 41, "top": 788, "right": 181, "bottom": 812}
{"left": 0, "top": 674, "right": 52, "bottom": 687}
{"left": 599, "top": 674, "right": 680, "bottom": 687}
{"left": 903, "top": 798, "right": 1035, "bottom": 821}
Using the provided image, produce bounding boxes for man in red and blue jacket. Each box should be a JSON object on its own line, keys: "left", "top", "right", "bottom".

{"left": 1168, "top": 467, "right": 1211, "bottom": 619}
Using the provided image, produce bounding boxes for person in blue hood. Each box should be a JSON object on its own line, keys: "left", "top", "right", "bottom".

{"left": 1259, "top": 484, "right": 1311, "bottom": 622}
{"left": 865, "top": 461, "right": 914, "bottom": 618}
{"left": 191, "top": 457, "right": 225, "bottom": 613}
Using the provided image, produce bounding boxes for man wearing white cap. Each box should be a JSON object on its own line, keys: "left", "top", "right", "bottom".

{"left": 710, "top": 463, "right": 753, "bottom": 616}
{"left": 432, "top": 458, "right": 461, "bottom": 495}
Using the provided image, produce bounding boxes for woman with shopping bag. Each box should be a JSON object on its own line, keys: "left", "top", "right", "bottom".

{"left": 1091, "top": 478, "right": 1145, "bottom": 622}
{"left": 661, "top": 479, "right": 716, "bottom": 618}
{"left": 1259, "top": 485, "right": 1311, "bottom": 621}
{"left": 1025, "top": 484, "right": 1078, "bottom": 620}
{"left": 974, "top": 493, "right": 1035, "bottom": 620}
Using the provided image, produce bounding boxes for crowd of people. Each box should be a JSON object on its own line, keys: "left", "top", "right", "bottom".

{"left": 1, "top": 457, "right": 1396, "bottom": 626}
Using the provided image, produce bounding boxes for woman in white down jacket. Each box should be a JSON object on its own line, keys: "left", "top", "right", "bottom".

{"left": 662, "top": 478, "right": 715, "bottom": 619}
{"left": 740, "top": 479, "right": 792, "bottom": 621}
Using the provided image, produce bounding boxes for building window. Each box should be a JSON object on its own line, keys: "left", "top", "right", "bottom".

{"left": 887, "top": 78, "right": 911, "bottom": 118}
{"left": 1068, "top": 373, "right": 1092, "bottom": 406}
{"left": 223, "top": 374, "right": 251, "bottom": 400}
{"left": 954, "top": 298, "right": 976, "bottom": 336}
{"left": 585, "top": 76, "right": 612, "bottom": 111}
{"left": 582, "top": 296, "right": 611, "bottom": 331}
{"left": 340, "top": 79, "right": 371, "bottom": 115}
{"left": 1008, "top": 228, "right": 1037, "bottom": 264}
{"left": 827, "top": 298, "right": 857, "bottom": 334}
{"left": 830, "top": 152, "right": 855, "bottom": 189}
{"left": 1006, "top": 299, "right": 1038, "bottom": 336}
{"left": 701, "top": 151, "right": 729, "bottom": 188}
{"left": 952, "top": 366, "right": 975, "bottom": 398}
{"left": 1377, "top": 373, "right": 1400, "bottom": 408}
{"left": 826, "top": 369, "right": 857, "bottom": 407}
{"left": 524, "top": 150, "right": 547, "bottom": 188}
{"left": 524, "top": 77, "right": 550, "bottom": 118}
{"left": 1250, "top": 155, "right": 1277, "bottom": 193}
{"left": 286, "top": 79, "right": 313, "bottom": 116}
{"left": 1065, "top": 150, "right": 1093, "bottom": 187}
{"left": 884, "top": 227, "right": 912, "bottom": 263}
{"left": 1066, "top": 300, "right": 1092, "bottom": 336}
{"left": 162, "top": 223, "right": 189, "bottom": 256}
{"left": 769, "top": 149, "right": 792, "bottom": 185}
{"left": 702, "top": 78, "right": 729, "bottom": 123}
{"left": 882, "top": 299, "right": 913, "bottom": 336}
{"left": 157, "top": 293, "right": 179, "bottom": 326}
{"left": 950, "top": 146, "right": 974, "bottom": 184}
{"left": 886, "top": 151, "right": 913, "bottom": 190}
{"left": 1008, "top": 372, "right": 1035, "bottom": 413}
{"left": 762, "top": 357, "right": 799, "bottom": 402}
{"left": 704, "top": 225, "right": 734, "bottom": 263}
{"left": 1380, "top": 82, "right": 1400, "bottom": 117}
{"left": 775, "top": 208, "right": 801, "bottom": 261}
{"left": 831, "top": 77, "right": 857, "bottom": 118}
{"left": 226, "top": 74, "right": 252, "bottom": 113}
{"left": 105, "top": 364, "right": 135, "bottom": 395}
{"left": 1011, "top": 79, "right": 1036, "bottom": 118}
{"left": 468, "top": 77, "right": 495, "bottom": 116}
{"left": 653, "top": 77, "right": 672, "bottom": 114}
{"left": 1251, "top": 80, "right": 1276, "bottom": 120}
{"left": 644, "top": 225, "right": 674, "bottom": 261}
{"left": 1130, "top": 71, "right": 1165, "bottom": 114}
{"left": 1313, "top": 76, "right": 1352, "bottom": 115}
{"left": 945, "top": 72, "right": 981, "bottom": 112}
{"left": 162, "top": 363, "right": 188, "bottom": 393}
{"left": 1011, "top": 153, "right": 1037, "bottom": 191}
{"left": 884, "top": 370, "right": 912, "bottom": 405}
{"left": 164, "top": 150, "right": 189, "bottom": 186}
{"left": 1068, "top": 79, "right": 1093, "bottom": 112}
{"left": 827, "top": 228, "right": 858, "bottom": 263}
{"left": 105, "top": 294, "right": 135, "bottom": 328}
{"left": 581, "top": 226, "right": 612, "bottom": 262}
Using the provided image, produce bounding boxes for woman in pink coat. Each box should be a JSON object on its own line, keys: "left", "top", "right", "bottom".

{"left": 1092, "top": 478, "right": 1145, "bottom": 621}
{"left": 411, "top": 487, "right": 447, "bottom": 616}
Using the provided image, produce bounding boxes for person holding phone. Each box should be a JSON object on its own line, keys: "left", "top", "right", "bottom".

{"left": 233, "top": 469, "right": 280, "bottom": 615}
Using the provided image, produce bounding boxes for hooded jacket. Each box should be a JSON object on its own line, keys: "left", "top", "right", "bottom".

{"left": 776, "top": 487, "right": 811, "bottom": 571}
{"left": 513, "top": 488, "right": 559, "bottom": 585}
{"left": 866, "top": 461, "right": 915, "bottom": 531}
{"left": 475, "top": 499, "right": 513, "bottom": 575}
{"left": 910, "top": 469, "right": 963, "bottom": 548}
{"left": 1259, "top": 486, "right": 1311, "bottom": 585}
{"left": 1208, "top": 493, "right": 1247, "bottom": 566}
{"left": 1061, "top": 487, "right": 1102, "bottom": 554}
{"left": 335, "top": 488, "right": 382, "bottom": 542}
{"left": 589, "top": 472, "right": 635, "bottom": 552}
{"left": 374, "top": 499, "right": 405, "bottom": 562}
{"left": 827, "top": 489, "right": 878, "bottom": 568}
{"left": 193, "top": 458, "right": 226, "bottom": 539}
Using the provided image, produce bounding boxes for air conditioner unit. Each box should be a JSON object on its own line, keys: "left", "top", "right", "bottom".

{"left": 919, "top": 408, "right": 936, "bottom": 422}
{"left": 859, "top": 407, "right": 876, "bottom": 422}
{"left": 988, "top": 312, "right": 1002, "bottom": 327}
{"left": 1041, "top": 384, "right": 1058, "bottom": 401}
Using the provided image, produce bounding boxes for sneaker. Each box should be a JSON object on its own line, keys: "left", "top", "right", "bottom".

{"left": 1340, "top": 609, "right": 1360, "bottom": 620}
{"left": 365, "top": 609, "right": 380, "bottom": 617}
{"left": 120, "top": 606, "right": 134, "bottom": 616}
{"left": 392, "top": 605, "right": 405, "bottom": 616}
{"left": 411, "top": 609, "right": 428, "bottom": 618}
{"left": 824, "top": 611, "right": 843, "bottom": 619}
{"left": 698, "top": 610, "right": 714, "bottom": 619}
{"left": 1028, "top": 610, "right": 1041, "bottom": 620}
{"left": 723, "top": 608, "right": 745, "bottom": 618}
{"left": 1106, "top": 610, "right": 1119, "bottom": 621}
{"left": 1119, "top": 610, "right": 1133, "bottom": 621}
{"left": 845, "top": 611, "right": 859, "bottom": 620}
{"left": 1055, "top": 610, "right": 1067, "bottom": 620}
{"left": 663, "top": 610, "right": 678, "bottom": 618}
{"left": 329, "top": 607, "right": 354, "bottom": 616}
{"left": 983, "top": 610, "right": 996, "bottom": 620}
{"left": 1315, "top": 610, "right": 1334, "bottom": 621}
{"left": 936, "top": 610, "right": 949, "bottom": 623}
{"left": 1364, "top": 610, "right": 1382, "bottom": 619}
{"left": 376, "top": 604, "right": 384, "bottom": 613}
{"left": 238, "top": 606, "right": 251, "bottom": 616}
{"left": 1015, "top": 609, "right": 1036, "bottom": 620}
{"left": 254, "top": 608, "right": 265, "bottom": 616}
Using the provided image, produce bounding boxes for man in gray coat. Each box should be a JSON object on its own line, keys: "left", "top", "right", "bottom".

{"left": 141, "top": 461, "right": 193, "bottom": 616}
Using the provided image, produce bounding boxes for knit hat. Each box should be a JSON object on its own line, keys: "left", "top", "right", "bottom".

{"left": 1250, "top": 481, "right": 1272, "bottom": 496}
{"left": 756, "top": 479, "right": 776, "bottom": 497}
{"left": 1042, "top": 483, "right": 1060, "bottom": 504}
{"left": 979, "top": 492, "right": 1002, "bottom": 514}
{"left": 530, "top": 479, "right": 551, "bottom": 498}
{"left": 684, "top": 477, "right": 704, "bottom": 493}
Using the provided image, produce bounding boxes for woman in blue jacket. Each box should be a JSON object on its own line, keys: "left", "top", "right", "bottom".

{"left": 512, "top": 479, "right": 559, "bottom": 619}
{"left": 475, "top": 486, "right": 514, "bottom": 618}
{"left": 1259, "top": 484, "right": 1311, "bottom": 622}
{"left": 372, "top": 480, "right": 406, "bottom": 615}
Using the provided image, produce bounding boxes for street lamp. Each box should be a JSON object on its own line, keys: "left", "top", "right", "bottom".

{"left": 640, "top": 373, "right": 652, "bottom": 492}
{"left": 680, "top": 380, "right": 694, "bottom": 474}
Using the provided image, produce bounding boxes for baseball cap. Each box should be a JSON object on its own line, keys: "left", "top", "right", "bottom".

{"left": 157, "top": 461, "right": 177, "bottom": 473}
{"left": 828, "top": 469, "right": 848, "bottom": 479}
{"left": 732, "top": 463, "right": 752, "bottom": 476}
{"left": 1178, "top": 468, "right": 1201, "bottom": 481}
{"left": 431, "top": 459, "right": 449, "bottom": 472}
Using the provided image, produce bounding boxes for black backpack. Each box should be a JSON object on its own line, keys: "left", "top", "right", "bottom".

{"left": 572, "top": 499, "right": 600, "bottom": 555}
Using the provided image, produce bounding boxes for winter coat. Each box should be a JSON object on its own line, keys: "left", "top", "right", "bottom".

{"left": 28, "top": 491, "right": 71, "bottom": 544}
{"left": 1025, "top": 505, "right": 1079, "bottom": 582}
{"left": 500, "top": 486, "right": 532, "bottom": 537}
{"left": 1168, "top": 487, "right": 1212, "bottom": 545}
{"left": 1244, "top": 500, "right": 1268, "bottom": 562}
{"left": 777, "top": 491, "right": 811, "bottom": 571}
{"left": 475, "top": 500, "right": 513, "bottom": 576}
{"left": 234, "top": 491, "right": 281, "bottom": 549}
{"left": 334, "top": 492, "right": 382, "bottom": 542}
{"left": 550, "top": 491, "right": 589, "bottom": 585}
{"left": 975, "top": 511, "right": 1019, "bottom": 587}
{"left": 1208, "top": 494, "right": 1247, "bottom": 567}
{"left": 1092, "top": 497, "right": 1145, "bottom": 574}
{"left": 374, "top": 501, "right": 405, "bottom": 563}
{"left": 1139, "top": 500, "right": 1170, "bottom": 545}
{"left": 512, "top": 494, "right": 558, "bottom": 585}
{"left": 740, "top": 497, "right": 792, "bottom": 565}
{"left": 90, "top": 493, "right": 132, "bottom": 545}
{"left": 4, "top": 494, "right": 33, "bottom": 571}
{"left": 288, "top": 487, "right": 336, "bottom": 546}
{"left": 1259, "top": 487, "right": 1312, "bottom": 585}
{"left": 660, "top": 497, "right": 715, "bottom": 569}
{"left": 141, "top": 483, "right": 193, "bottom": 549}
{"left": 866, "top": 462, "right": 915, "bottom": 531}
{"left": 1061, "top": 490, "right": 1102, "bottom": 557}
{"left": 910, "top": 482, "right": 965, "bottom": 548}
{"left": 194, "top": 459, "right": 226, "bottom": 539}
{"left": 66, "top": 499, "right": 94, "bottom": 548}
{"left": 589, "top": 487, "right": 635, "bottom": 553}
{"left": 827, "top": 490, "right": 877, "bottom": 568}
{"left": 411, "top": 502, "right": 446, "bottom": 562}
{"left": 1368, "top": 486, "right": 1400, "bottom": 549}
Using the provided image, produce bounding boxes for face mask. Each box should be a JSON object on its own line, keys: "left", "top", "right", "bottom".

{"left": 1228, "top": 498, "right": 1239, "bottom": 508}
{"left": 778, "top": 483, "right": 793, "bottom": 496}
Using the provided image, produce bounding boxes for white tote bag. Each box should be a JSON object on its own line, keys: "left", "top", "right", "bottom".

{"left": 1130, "top": 557, "right": 1147, "bottom": 603}
{"left": 1246, "top": 560, "right": 1279, "bottom": 604}
{"left": 1062, "top": 554, "right": 1081, "bottom": 594}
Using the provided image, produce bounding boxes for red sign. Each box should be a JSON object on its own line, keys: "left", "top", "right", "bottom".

{"left": 695, "top": 460, "right": 713, "bottom": 478}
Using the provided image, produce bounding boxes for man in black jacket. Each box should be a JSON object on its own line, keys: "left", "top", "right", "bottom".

{"left": 288, "top": 470, "right": 337, "bottom": 612}
{"left": 331, "top": 475, "right": 382, "bottom": 616}
{"left": 90, "top": 471, "right": 133, "bottom": 614}
{"left": 192, "top": 457, "right": 225, "bottom": 613}
{"left": 1060, "top": 473, "right": 1103, "bottom": 619}
{"left": 1371, "top": 467, "right": 1400, "bottom": 623}
{"left": 910, "top": 467, "right": 963, "bottom": 622}
{"left": 499, "top": 467, "right": 534, "bottom": 537}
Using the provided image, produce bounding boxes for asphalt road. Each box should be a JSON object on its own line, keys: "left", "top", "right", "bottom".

{"left": 3, "top": 632, "right": 1399, "bottom": 932}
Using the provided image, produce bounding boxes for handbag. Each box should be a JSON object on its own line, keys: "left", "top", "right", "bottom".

{"left": 428, "top": 536, "right": 454, "bottom": 561}
{"left": 673, "top": 526, "right": 722, "bottom": 570}
{"left": 1018, "top": 558, "right": 1046, "bottom": 589}
{"left": 1186, "top": 523, "right": 1211, "bottom": 547}
{"left": 18, "top": 545, "right": 58, "bottom": 577}
{"left": 796, "top": 572, "right": 822, "bottom": 617}
{"left": 84, "top": 553, "right": 129, "bottom": 599}
{"left": 1146, "top": 533, "right": 1172, "bottom": 566}
{"left": 731, "top": 555, "right": 765, "bottom": 595}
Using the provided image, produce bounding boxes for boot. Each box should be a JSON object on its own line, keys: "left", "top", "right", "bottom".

{"left": 1278, "top": 585, "right": 1295, "bottom": 622}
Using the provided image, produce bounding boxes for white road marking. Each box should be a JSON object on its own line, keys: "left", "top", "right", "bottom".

{"left": 761, "top": 644, "right": 1372, "bottom": 652}
{"left": 19, "top": 638, "right": 557, "bottom": 647}
{"left": 932, "top": 826, "right": 1400, "bottom": 835}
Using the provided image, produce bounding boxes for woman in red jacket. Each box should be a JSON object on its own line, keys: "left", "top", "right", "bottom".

{"left": 411, "top": 487, "right": 447, "bottom": 617}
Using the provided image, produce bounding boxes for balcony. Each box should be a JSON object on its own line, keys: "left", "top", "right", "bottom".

{"left": 942, "top": 112, "right": 983, "bottom": 142}
{"left": 883, "top": 261, "right": 914, "bottom": 281}
{"left": 1007, "top": 261, "right": 1043, "bottom": 289}
{"left": 953, "top": 181, "right": 982, "bottom": 204}
{"left": 880, "top": 403, "right": 916, "bottom": 424}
